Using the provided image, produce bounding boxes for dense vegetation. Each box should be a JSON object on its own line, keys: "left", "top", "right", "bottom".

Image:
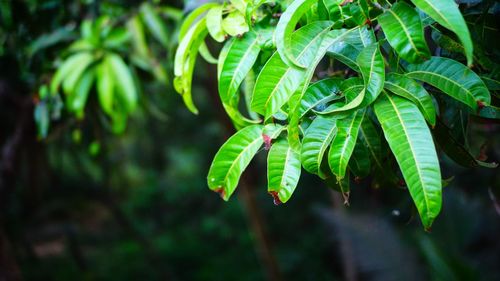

{"left": 0, "top": 0, "right": 499, "bottom": 280}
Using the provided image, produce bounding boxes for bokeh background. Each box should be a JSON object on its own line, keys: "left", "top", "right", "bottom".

{"left": 1, "top": 0, "right": 499, "bottom": 280}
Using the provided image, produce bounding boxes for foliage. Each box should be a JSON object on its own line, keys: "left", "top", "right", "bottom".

{"left": 174, "top": 0, "right": 500, "bottom": 229}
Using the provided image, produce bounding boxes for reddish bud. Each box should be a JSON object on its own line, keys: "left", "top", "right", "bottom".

{"left": 214, "top": 188, "right": 225, "bottom": 200}
{"left": 263, "top": 134, "right": 272, "bottom": 150}
{"left": 477, "top": 101, "right": 485, "bottom": 110}
{"left": 268, "top": 191, "right": 282, "bottom": 205}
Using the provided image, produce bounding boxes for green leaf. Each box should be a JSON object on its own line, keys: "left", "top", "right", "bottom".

{"left": 96, "top": 59, "right": 114, "bottom": 115}
{"left": 328, "top": 109, "right": 365, "bottom": 179}
{"left": 406, "top": 57, "right": 491, "bottom": 111}
{"left": 251, "top": 21, "right": 333, "bottom": 118}
{"left": 219, "top": 31, "right": 260, "bottom": 103}
{"left": 267, "top": 138, "right": 301, "bottom": 204}
{"left": 385, "top": 73, "right": 436, "bottom": 126}
{"left": 378, "top": 2, "right": 430, "bottom": 63}
{"left": 51, "top": 53, "right": 93, "bottom": 94}
{"left": 359, "top": 116, "right": 384, "bottom": 173}
{"left": 432, "top": 118, "right": 478, "bottom": 167}
{"left": 274, "top": 0, "right": 318, "bottom": 68}
{"left": 344, "top": 25, "right": 375, "bottom": 50}
{"left": 374, "top": 93, "right": 442, "bottom": 229}
{"left": 348, "top": 138, "right": 371, "bottom": 178}
{"left": 409, "top": 0, "right": 473, "bottom": 66}
{"left": 107, "top": 53, "right": 138, "bottom": 112}
{"left": 139, "top": 3, "right": 169, "bottom": 46}
{"left": 61, "top": 53, "right": 95, "bottom": 96}
{"left": 179, "top": 3, "right": 219, "bottom": 40}
{"left": 206, "top": 6, "right": 226, "bottom": 42}
{"left": 207, "top": 125, "right": 264, "bottom": 200}
{"left": 68, "top": 67, "right": 95, "bottom": 117}
{"left": 327, "top": 41, "right": 360, "bottom": 71}
{"left": 301, "top": 115, "right": 338, "bottom": 179}
{"left": 222, "top": 11, "right": 249, "bottom": 37}
{"left": 357, "top": 43, "right": 385, "bottom": 106}
{"left": 297, "top": 78, "right": 343, "bottom": 119}
{"left": 174, "top": 18, "right": 208, "bottom": 114}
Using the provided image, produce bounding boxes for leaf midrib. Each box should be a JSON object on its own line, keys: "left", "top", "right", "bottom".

{"left": 224, "top": 38, "right": 259, "bottom": 101}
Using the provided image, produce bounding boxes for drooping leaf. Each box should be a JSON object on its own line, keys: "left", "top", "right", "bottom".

{"left": 140, "top": 3, "right": 169, "bottom": 46}
{"left": 384, "top": 73, "right": 436, "bottom": 126}
{"left": 348, "top": 138, "right": 371, "bottom": 178}
{"left": 61, "top": 53, "right": 95, "bottom": 96}
{"left": 206, "top": 6, "right": 226, "bottom": 42}
{"left": 107, "top": 53, "right": 138, "bottom": 112}
{"left": 207, "top": 125, "right": 264, "bottom": 200}
{"left": 328, "top": 109, "right": 365, "bottom": 179}
{"left": 219, "top": 31, "right": 261, "bottom": 103}
{"left": 174, "top": 18, "right": 208, "bottom": 114}
{"left": 267, "top": 138, "right": 301, "bottom": 204}
{"left": 357, "top": 43, "right": 385, "bottom": 106}
{"left": 344, "top": 25, "right": 375, "bottom": 50}
{"left": 178, "top": 2, "right": 219, "bottom": 40}
{"left": 406, "top": 57, "right": 491, "bottom": 111}
{"left": 374, "top": 93, "right": 442, "bottom": 228}
{"left": 378, "top": 2, "right": 430, "bottom": 63}
{"left": 301, "top": 115, "right": 338, "bottom": 179}
{"left": 96, "top": 58, "right": 114, "bottom": 115}
{"left": 410, "top": 0, "right": 473, "bottom": 66}
{"left": 251, "top": 21, "right": 333, "bottom": 118}
{"left": 274, "top": 0, "right": 318, "bottom": 68}
{"left": 327, "top": 41, "right": 361, "bottom": 71}
{"left": 68, "top": 67, "right": 95, "bottom": 117}
{"left": 432, "top": 118, "right": 478, "bottom": 167}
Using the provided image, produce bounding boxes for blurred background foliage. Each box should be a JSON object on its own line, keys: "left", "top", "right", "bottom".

{"left": 0, "top": 0, "right": 499, "bottom": 281}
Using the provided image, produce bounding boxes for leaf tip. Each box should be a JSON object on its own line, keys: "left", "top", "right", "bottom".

{"left": 213, "top": 187, "right": 227, "bottom": 201}
{"left": 268, "top": 191, "right": 282, "bottom": 205}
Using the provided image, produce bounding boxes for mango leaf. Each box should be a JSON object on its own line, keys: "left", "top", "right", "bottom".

{"left": 327, "top": 41, "right": 360, "bottom": 71}
{"left": 50, "top": 52, "right": 94, "bottom": 93}
{"left": 206, "top": 6, "right": 226, "bottom": 42}
{"left": 68, "top": 67, "right": 95, "bottom": 117}
{"left": 348, "top": 138, "right": 371, "bottom": 178}
{"left": 406, "top": 57, "right": 491, "bottom": 111}
{"left": 274, "top": 0, "right": 318, "bottom": 68}
{"left": 301, "top": 115, "right": 338, "bottom": 179}
{"left": 481, "top": 76, "right": 500, "bottom": 91}
{"left": 267, "top": 138, "right": 302, "bottom": 204}
{"left": 476, "top": 105, "right": 500, "bottom": 120}
{"left": 222, "top": 11, "right": 249, "bottom": 36}
{"left": 96, "top": 59, "right": 114, "bottom": 115}
{"left": 140, "top": 3, "right": 169, "bottom": 46}
{"left": 328, "top": 109, "right": 365, "bottom": 179}
{"left": 178, "top": 3, "right": 219, "bottom": 40}
{"left": 251, "top": 21, "right": 333, "bottom": 118}
{"left": 297, "top": 78, "right": 343, "bottom": 118}
{"left": 174, "top": 18, "right": 208, "bottom": 114}
{"left": 107, "top": 53, "right": 138, "bottom": 112}
{"left": 357, "top": 43, "right": 385, "bottom": 106}
{"left": 378, "top": 2, "right": 430, "bottom": 63}
{"left": 344, "top": 25, "right": 375, "bottom": 50}
{"left": 359, "top": 116, "right": 383, "bottom": 172}
{"left": 410, "top": 0, "right": 473, "bottom": 66}
{"left": 219, "top": 31, "right": 261, "bottom": 103}
{"left": 384, "top": 73, "right": 436, "bottom": 126}
{"left": 207, "top": 125, "right": 264, "bottom": 200}
{"left": 374, "top": 93, "right": 442, "bottom": 229}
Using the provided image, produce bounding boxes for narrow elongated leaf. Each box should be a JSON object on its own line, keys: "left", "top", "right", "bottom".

{"left": 251, "top": 21, "right": 333, "bottom": 118}
{"left": 406, "top": 57, "right": 490, "bottom": 111}
{"left": 207, "top": 125, "right": 264, "bottom": 200}
{"left": 68, "top": 67, "right": 95, "bottom": 117}
{"left": 328, "top": 109, "right": 365, "bottom": 179}
{"left": 348, "top": 138, "right": 371, "bottom": 178}
{"left": 410, "top": 0, "right": 473, "bottom": 66}
{"left": 317, "top": 76, "right": 365, "bottom": 114}
{"left": 274, "top": 0, "right": 318, "bottom": 68}
{"left": 107, "top": 53, "right": 138, "bottom": 112}
{"left": 385, "top": 73, "right": 436, "bottom": 126}
{"left": 96, "top": 59, "right": 114, "bottom": 115}
{"left": 50, "top": 52, "right": 92, "bottom": 93}
{"left": 174, "top": 18, "right": 208, "bottom": 114}
{"left": 140, "top": 3, "right": 169, "bottom": 46}
{"left": 357, "top": 44, "right": 385, "bottom": 106}
{"left": 219, "top": 31, "right": 260, "bottom": 103}
{"left": 206, "top": 6, "right": 225, "bottom": 42}
{"left": 344, "top": 25, "right": 375, "bottom": 50}
{"left": 359, "top": 116, "right": 383, "bottom": 172}
{"left": 432, "top": 118, "right": 478, "bottom": 167}
{"left": 378, "top": 2, "right": 430, "bottom": 63}
{"left": 267, "top": 139, "right": 301, "bottom": 204}
{"left": 374, "top": 93, "right": 442, "bottom": 228}
{"left": 297, "top": 78, "right": 343, "bottom": 118}
{"left": 327, "top": 41, "right": 360, "bottom": 71}
{"left": 301, "top": 115, "right": 337, "bottom": 179}
{"left": 178, "top": 3, "right": 219, "bottom": 40}
{"left": 62, "top": 54, "right": 94, "bottom": 95}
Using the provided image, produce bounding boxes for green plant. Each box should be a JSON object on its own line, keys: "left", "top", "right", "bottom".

{"left": 174, "top": 0, "right": 499, "bottom": 229}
